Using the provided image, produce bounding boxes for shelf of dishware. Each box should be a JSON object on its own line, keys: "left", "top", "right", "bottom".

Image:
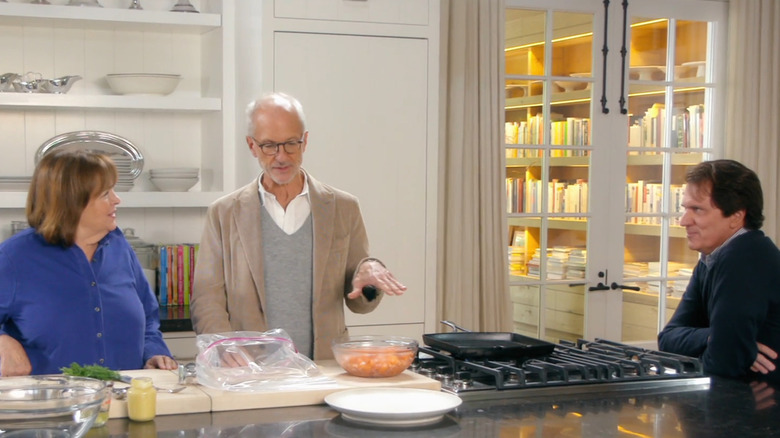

{"left": 0, "top": 2, "right": 220, "bottom": 33}
{"left": 505, "top": 88, "right": 590, "bottom": 110}
{"left": 507, "top": 217, "right": 687, "bottom": 238}
{"left": 505, "top": 153, "right": 705, "bottom": 169}
{"left": 0, "top": 191, "right": 224, "bottom": 209}
{"left": 0, "top": 93, "right": 221, "bottom": 111}
{"left": 505, "top": 76, "right": 708, "bottom": 111}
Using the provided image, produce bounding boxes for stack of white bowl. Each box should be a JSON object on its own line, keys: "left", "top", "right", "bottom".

{"left": 149, "top": 167, "right": 199, "bottom": 192}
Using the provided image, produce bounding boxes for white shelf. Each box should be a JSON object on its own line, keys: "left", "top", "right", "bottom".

{"left": 0, "top": 191, "right": 224, "bottom": 209}
{"left": 0, "top": 93, "right": 221, "bottom": 111}
{"left": 0, "top": 3, "right": 221, "bottom": 33}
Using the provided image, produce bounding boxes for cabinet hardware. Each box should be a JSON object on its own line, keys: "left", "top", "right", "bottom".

{"left": 600, "top": 0, "right": 611, "bottom": 114}
{"left": 618, "top": 0, "right": 629, "bottom": 114}
{"left": 611, "top": 282, "right": 640, "bottom": 291}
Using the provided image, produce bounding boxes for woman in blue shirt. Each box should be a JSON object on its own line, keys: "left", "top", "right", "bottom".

{"left": 0, "top": 149, "right": 176, "bottom": 375}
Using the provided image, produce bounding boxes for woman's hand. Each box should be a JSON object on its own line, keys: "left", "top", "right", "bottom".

{"left": 0, "top": 334, "right": 32, "bottom": 376}
{"left": 750, "top": 342, "right": 778, "bottom": 374}
{"left": 143, "top": 355, "right": 178, "bottom": 370}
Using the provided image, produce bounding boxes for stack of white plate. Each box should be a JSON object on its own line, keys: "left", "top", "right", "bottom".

{"left": 149, "top": 167, "right": 199, "bottom": 192}
{"left": 114, "top": 156, "right": 136, "bottom": 191}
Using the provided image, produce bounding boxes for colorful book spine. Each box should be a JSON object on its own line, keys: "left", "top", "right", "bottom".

{"left": 158, "top": 246, "right": 167, "bottom": 307}
{"left": 183, "top": 244, "right": 191, "bottom": 306}
{"left": 167, "top": 245, "right": 174, "bottom": 306}
{"left": 176, "top": 245, "right": 184, "bottom": 305}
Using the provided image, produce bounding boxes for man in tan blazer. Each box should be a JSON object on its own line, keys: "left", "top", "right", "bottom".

{"left": 191, "top": 93, "right": 406, "bottom": 360}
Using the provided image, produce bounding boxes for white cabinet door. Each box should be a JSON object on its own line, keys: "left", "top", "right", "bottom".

{"left": 272, "top": 31, "right": 429, "bottom": 329}
{"left": 273, "top": 0, "right": 430, "bottom": 25}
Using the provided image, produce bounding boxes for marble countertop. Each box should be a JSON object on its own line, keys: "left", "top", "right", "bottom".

{"left": 94, "top": 376, "right": 780, "bottom": 438}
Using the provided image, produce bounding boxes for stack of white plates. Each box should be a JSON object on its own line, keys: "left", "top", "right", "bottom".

{"left": 149, "top": 167, "right": 199, "bottom": 192}
{"left": 114, "top": 156, "right": 136, "bottom": 191}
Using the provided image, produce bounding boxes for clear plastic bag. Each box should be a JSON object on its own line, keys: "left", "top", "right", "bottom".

{"left": 195, "top": 329, "right": 335, "bottom": 392}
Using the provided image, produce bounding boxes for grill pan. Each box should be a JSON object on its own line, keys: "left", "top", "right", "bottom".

{"left": 422, "top": 332, "right": 556, "bottom": 361}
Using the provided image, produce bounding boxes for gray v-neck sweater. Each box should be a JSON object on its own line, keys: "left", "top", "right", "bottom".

{"left": 260, "top": 207, "right": 314, "bottom": 357}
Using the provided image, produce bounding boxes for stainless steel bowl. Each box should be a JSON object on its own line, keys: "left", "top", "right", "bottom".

{"left": 12, "top": 79, "right": 41, "bottom": 93}
{"left": 40, "top": 75, "right": 82, "bottom": 94}
{"left": 0, "top": 73, "right": 20, "bottom": 92}
{"left": 0, "top": 375, "right": 109, "bottom": 437}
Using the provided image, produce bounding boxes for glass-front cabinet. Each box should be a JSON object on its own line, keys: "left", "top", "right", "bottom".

{"left": 504, "top": 0, "right": 727, "bottom": 344}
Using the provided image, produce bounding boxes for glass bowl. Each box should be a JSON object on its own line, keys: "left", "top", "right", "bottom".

{"left": 331, "top": 335, "right": 418, "bottom": 378}
{"left": 0, "top": 375, "right": 109, "bottom": 437}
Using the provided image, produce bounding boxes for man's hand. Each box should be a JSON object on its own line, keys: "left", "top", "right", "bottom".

{"left": 348, "top": 259, "right": 407, "bottom": 299}
{"left": 750, "top": 380, "right": 777, "bottom": 410}
{"left": 144, "top": 355, "right": 178, "bottom": 370}
{"left": 750, "top": 342, "right": 778, "bottom": 374}
{"left": 0, "top": 334, "right": 32, "bottom": 376}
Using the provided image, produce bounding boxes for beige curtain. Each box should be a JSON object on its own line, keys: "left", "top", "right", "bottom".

{"left": 724, "top": 0, "right": 780, "bottom": 242}
{"left": 437, "top": 0, "right": 511, "bottom": 332}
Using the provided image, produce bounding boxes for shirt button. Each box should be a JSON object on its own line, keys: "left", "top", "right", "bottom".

{"left": 91, "top": 281, "right": 96, "bottom": 287}
{"left": 97, "top": 333, "right": 102, "bottom": 338}
{"left": 99, "top": 358, "right": 104, "bottom": 364}
{"left": 94, "top": 307, "right": 100, "bottom": 312}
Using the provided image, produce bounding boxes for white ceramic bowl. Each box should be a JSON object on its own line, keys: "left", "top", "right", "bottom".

{"left": 150, "top": 176, "right": 198, "bottom": 192}
{"left": 554, "top": 80, "right": 586, "bottom": 93}
{"left": 150, "top": 167, "right": 199, "bottom": 174}
{"left": 150, "top": 167, "right": 199, "bottom": 178}
{"left": 106, "top": 73, "right": 181, "bottom": 96}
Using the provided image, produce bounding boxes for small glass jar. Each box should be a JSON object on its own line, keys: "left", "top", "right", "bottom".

{"left": 127, "top": 377, "right": 156, "bottom": 422}
{"left": 92, "top": 382, "right": 112, "bottom": 428}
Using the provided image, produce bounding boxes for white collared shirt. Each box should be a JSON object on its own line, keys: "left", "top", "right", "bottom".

{"left": 257, "top": 173, "right": 311, "bottom": 235}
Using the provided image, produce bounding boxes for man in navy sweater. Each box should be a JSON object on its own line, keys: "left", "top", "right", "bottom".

{"left": 658, "top": 160, "right": 780, "bottom": 383}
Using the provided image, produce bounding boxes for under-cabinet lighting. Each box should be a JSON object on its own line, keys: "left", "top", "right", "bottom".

{"left": 506, "top": 97, "right": 590, "bottom": 110}
{"left": 506, "top": 32, "right": 593, "bottom": 51}
{"left": 506, "top": 87, "right": 701, "bottom": 110}
{"left": 505, "top": 19, "right": 667, "bottom": 52}
{"left": 628, "top": 86, "right": 705, "bottom": 97}
{"left": 551, "top": 97, "right": 591, "bottom": 105}
{"left": 630, "top": 18, "right": 668, "bottom": 28}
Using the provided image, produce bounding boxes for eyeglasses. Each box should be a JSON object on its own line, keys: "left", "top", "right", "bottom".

{"left": 251, "top": 137, "right": 304, "bottom": 156}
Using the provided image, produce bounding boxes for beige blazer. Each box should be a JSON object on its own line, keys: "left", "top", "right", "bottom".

{"left": 191, "top": 171, "right": 382, "bottom": 359}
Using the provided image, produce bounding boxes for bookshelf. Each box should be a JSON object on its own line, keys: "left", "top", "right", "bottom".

{"left": 503, "top": 0, "right": 725, "bottom": 343}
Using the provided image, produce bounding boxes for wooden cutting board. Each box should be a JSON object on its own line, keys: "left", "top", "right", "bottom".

{"left": 108, "top": 361, "right": 441, "bottom": 418}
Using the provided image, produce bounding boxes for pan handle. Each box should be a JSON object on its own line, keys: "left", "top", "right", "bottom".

{"left": 440, "top": 320, "right": 470, "bottom": 332}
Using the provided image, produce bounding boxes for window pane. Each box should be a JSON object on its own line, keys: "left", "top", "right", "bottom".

{"left": 506, "top": 9, "right": 546, "bottom": 76}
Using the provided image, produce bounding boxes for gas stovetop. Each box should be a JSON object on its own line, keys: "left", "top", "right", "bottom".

{"left": 413, "top": 338, "right": 710, "bottom": 401}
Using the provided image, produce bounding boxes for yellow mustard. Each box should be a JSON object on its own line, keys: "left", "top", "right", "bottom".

{"left": 127, "top": 377, "right": 157, "bottom": 422}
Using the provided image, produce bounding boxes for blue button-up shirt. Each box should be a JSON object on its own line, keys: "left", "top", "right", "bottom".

{"left": 0, "top": 228, "right": 171, "bottom": 375}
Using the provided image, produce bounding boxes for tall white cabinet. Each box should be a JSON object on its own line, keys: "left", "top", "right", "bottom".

{"left": 234, "top": 0, "right": 440, "bottom": 340}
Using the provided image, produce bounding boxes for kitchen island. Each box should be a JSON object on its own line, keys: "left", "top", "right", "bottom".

{"left": 92, "top": 376, "right": 780, "bottom": 437}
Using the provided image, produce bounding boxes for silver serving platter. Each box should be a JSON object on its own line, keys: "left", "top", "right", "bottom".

{"left": 35, "top": 131, "right": 144, "bottom": 179}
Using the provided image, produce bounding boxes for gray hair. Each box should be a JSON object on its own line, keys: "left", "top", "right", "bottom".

{"left": 245, "top": 92, "right": 307, "bottom": 136}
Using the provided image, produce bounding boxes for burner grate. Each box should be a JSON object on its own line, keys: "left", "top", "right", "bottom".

{"left": 415, "top": 338, "right": 706, "bottom": 399}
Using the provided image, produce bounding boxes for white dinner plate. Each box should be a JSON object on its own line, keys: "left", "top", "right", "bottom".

{"left": 324, "top": 388, "right": 462, "bottom": 428}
